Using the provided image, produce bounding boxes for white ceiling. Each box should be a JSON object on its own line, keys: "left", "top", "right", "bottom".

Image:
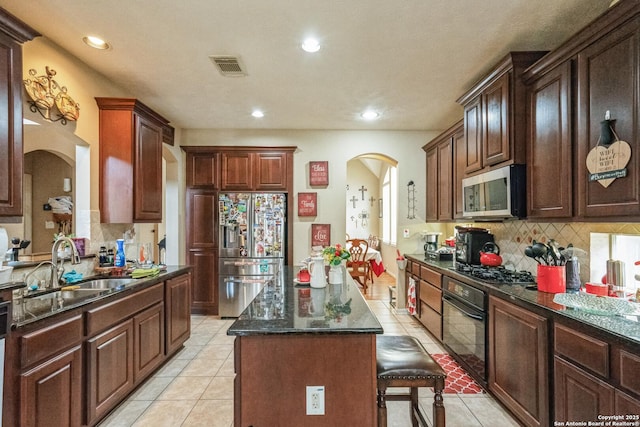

{"left": 3, "top": 0, "right": 611, "bottom": 131}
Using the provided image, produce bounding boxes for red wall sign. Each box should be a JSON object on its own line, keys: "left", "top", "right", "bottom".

{"left": 311, "top": 224, "right": 331, "bottom": 247}
{"left": 298, "top": 192, "right": 317, "bottom": 217}
{"left": 309, "top": 161, "right": 329, "bottom": 186}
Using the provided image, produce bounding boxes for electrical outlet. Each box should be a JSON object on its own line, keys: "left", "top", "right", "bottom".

{"left": 306, "top": 385, "right": 325, "bottom": 415}
{"left": 45, "top": 221, "right": 55, "bottom": 229}
{"left": 403, "top": 228, "right": 410, "bottom": 238}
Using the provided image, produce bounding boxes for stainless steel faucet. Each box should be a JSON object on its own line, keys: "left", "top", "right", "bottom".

{"left": 51, "top": 237, "right": 81, "bottom": 285}
{"left": 23, "top": 261, "right": 57, "bottom": 290}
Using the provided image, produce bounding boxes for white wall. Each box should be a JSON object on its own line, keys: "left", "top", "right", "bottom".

{"left": 180, "top": 129, "right": 439, "bottom": 264}
{"left": 346, "top": 159, "right": 380, "bottom": 240}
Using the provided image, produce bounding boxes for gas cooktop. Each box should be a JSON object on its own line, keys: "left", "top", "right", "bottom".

{"left": 452, "top": 263, "right": 536, "bottom": 286}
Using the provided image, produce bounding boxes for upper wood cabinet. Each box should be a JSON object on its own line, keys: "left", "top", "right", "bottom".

{"left": 186, "top": 149, "right": 219, "bottom": 188}
{"left": 423, "top": 121, "right": 462, "bottom": 222}
{"left": 526, "top": 62, "right": 573, "bottom": 219}
{"left": 524, "top": 1, "right": 640, "bottom": 220}
{"left": 576, "top": 14, "right": 640, "bottom": 218}
{"left": 0, "top": 10, "right": 39, "bottom": 217}
{"left": 95, "top": 98, "right": 174, "bottom": 223}
{"left": 220, "top": 149, "right": 293, "bottom": 191}
{"left": 457, "top": 51, "right": 547, "bottom": 174}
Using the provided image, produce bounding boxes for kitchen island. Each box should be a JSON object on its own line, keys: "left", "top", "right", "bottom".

{"left": 228, "top": 266, "right": 383, "bottom": 426}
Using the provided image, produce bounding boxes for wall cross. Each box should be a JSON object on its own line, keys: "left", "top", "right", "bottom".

{"left": 369, "top": 196, "right": 376, "bottom": 206}
{"left": 350, "top": 195, "right": 358, "bottom": 208}
{"left": 359, "top": 185, "right": 367, "bottom": 200}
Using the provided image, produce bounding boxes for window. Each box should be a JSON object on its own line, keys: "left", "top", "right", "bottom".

{"left": 381, "top": 166, "right": 397, "bottom": 245}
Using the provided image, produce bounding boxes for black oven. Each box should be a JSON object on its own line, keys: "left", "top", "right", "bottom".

{"left": 442, "top": 276, "right": 487, "bottom": 387}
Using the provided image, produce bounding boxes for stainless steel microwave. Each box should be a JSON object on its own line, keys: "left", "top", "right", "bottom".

{"left": 462, "top": 164, "right": 526, "bottom": 219}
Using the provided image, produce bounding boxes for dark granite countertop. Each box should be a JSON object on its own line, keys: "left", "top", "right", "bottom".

{"left": 404, "top": 254, "right": 640, "bottom": 346}
{"left": 227, "top": 266, "right": 384, "bottom": 336}
{"left": 12, "top": 265, "right": 191, "bottom": 328}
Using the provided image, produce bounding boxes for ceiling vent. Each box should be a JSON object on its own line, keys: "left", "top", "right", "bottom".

{"left": 209, "top": 55, "right": 247, "bottom": 77}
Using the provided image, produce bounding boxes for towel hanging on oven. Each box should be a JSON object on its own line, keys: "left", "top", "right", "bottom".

{"left": 407, "top": 277, "right": 417, "bottom": 315}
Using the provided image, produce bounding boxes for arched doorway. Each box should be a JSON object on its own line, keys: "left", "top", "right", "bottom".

{"left": 346, "top": 153, "right": 398, "bottom": 277}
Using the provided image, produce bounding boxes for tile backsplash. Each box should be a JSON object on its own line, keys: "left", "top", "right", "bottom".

{"left": 490, "top": 221, "right": 640, "bottom": 283}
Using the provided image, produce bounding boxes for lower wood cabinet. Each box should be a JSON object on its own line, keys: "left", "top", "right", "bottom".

{"left": 20, "top": 346, "right": 83, "bottom": 427}
{"left": 86, "top": 319, "right": 135, "bottom": 425}
{"left": 488, "top": 296, "right": 549, "bottom": 427}
{"left": 10, "top": 272, "right": 192, "bottom": 427}
{"left": 407, "top": 260, "right": 442, "bottom": 340}
{"left": 553, "top": 322, "right": 640, "bottom": 422}
{"left": 554, "top": 356, "right": 614, "bottom": 421}
{"left": 165, "top": 273, "right": 192, "bottom": 355}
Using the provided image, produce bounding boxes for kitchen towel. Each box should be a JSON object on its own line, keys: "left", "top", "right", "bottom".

{"left": 407, "top": 276, "right": 416, "bottom": 315}
{"left": 62, "top": 270, "right": 83, "bottom": 283}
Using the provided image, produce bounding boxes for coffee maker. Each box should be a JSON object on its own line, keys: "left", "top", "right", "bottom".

{"left": 423, "top": 232, "right": 440, "bottom": 255}
{"left": 454, "top": 226, "right": 494, "bottom": 265}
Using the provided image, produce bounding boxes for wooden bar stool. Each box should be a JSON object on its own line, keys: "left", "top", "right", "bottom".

{"left": 376, "top": 335, "right": 446, "bottom": 427}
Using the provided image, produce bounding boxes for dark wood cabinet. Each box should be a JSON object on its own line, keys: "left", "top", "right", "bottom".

{"left": 86, "top": 320, "right": 134, "bottom": 425}
{"left": 133, "top": 302, "right": 165, "bottom": 382}
{"left": 165, "top": 273, "right": 192, "bottom": 355}
{"left": 488, "top": 296, "right": 549, "bottom": 427}
{"left": 221, "top": 151, "right": 253, "bottom": 190}
{"left": 95, "top": 97, "right": 174, "bottom": 223}
{"left": 483, "top": 72, "right": 510, "bottom": 166}
{"left": 186, "top": 150, "right": 219, "bottom": 188}
{"left": 407, "top": 260, "right": 442, "bottom": 340}
{"left": 0, "top": 10, "right": 39, "bottom": 217}
{"left": 424, "top": 145, "right": 438, "bottom": 221}
{"left": 423, "top": 121, "right": 461, "bottom": 222}
{"left": 526, "top": 61, "right": 573, "bottom": 219}
{"left": 20, "top": 346, "right": 83, "bottom": 427}
{"left": 457, "top": 52, "right": 546, "bottom": 173}
{"left": 185, "top": 188, "right": 218, "bottom": 314}
{"left": 463, "top": 96, "right": 483, "bottom": 174}
{"left": 576, "top": 15, "right": 640, "bottom": 218}
{"left": 554, "top": 357, "right": 614, "bottom": 422}
{"left": 553, "top": 322, "right": 640, "bottom": 423}
{"left": 16, "top": 314, "right": 83, "bottom": 427}
{"left": 452, "top": 126, "right": 466, "bottom": 218}
{"left": 221, "top": 150, "right": 291, "bottom": 191}
{"left": 8, "top": 273, "right": 192, "bottom": 427}
{"left": 524, "top": 1, "right": 640, "bottom": 221}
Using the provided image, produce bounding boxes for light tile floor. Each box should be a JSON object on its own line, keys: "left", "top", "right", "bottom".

{"left": 99, "top": 285, "right": 520, "bottom": 427}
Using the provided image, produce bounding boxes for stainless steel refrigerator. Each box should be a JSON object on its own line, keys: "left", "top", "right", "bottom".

{"left": 218, "top": 193, "right": 285, "bottom": 317}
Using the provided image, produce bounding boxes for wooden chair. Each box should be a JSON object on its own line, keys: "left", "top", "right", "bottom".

{"left": 346, "top": 238, "right": 370, "bottom": 292}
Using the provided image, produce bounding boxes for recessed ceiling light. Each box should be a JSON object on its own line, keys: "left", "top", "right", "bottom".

{"left": 83, "top": 35, "right": 110, "bottom": 50}
{"left": 361, "top": 110, "right": 380, "bottom": 120}
{"left": 301, "top": 38, "right": 321, "bottom": 53}
{"left": 251, "top": 110, "right": 264, "bottom": 118}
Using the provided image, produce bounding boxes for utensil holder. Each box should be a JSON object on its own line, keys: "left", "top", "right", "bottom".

{"left": 537, "top": 265, "right": 566, "bottom": 293}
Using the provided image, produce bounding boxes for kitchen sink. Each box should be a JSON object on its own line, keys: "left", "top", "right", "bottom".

{"left": 29, "top": 287, "right": 107, "bottom": 303}
{"left": 77, "top": 278, "right": 137, "bottom": 290}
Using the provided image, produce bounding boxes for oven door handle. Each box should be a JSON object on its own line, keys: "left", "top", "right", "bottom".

{"left": 443, "top": 295, "right": 484, "bottom": 321}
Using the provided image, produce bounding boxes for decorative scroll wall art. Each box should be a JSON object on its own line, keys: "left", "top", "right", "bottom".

{"left": 23, "top": 66, "right": 80, "bottom": 125}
